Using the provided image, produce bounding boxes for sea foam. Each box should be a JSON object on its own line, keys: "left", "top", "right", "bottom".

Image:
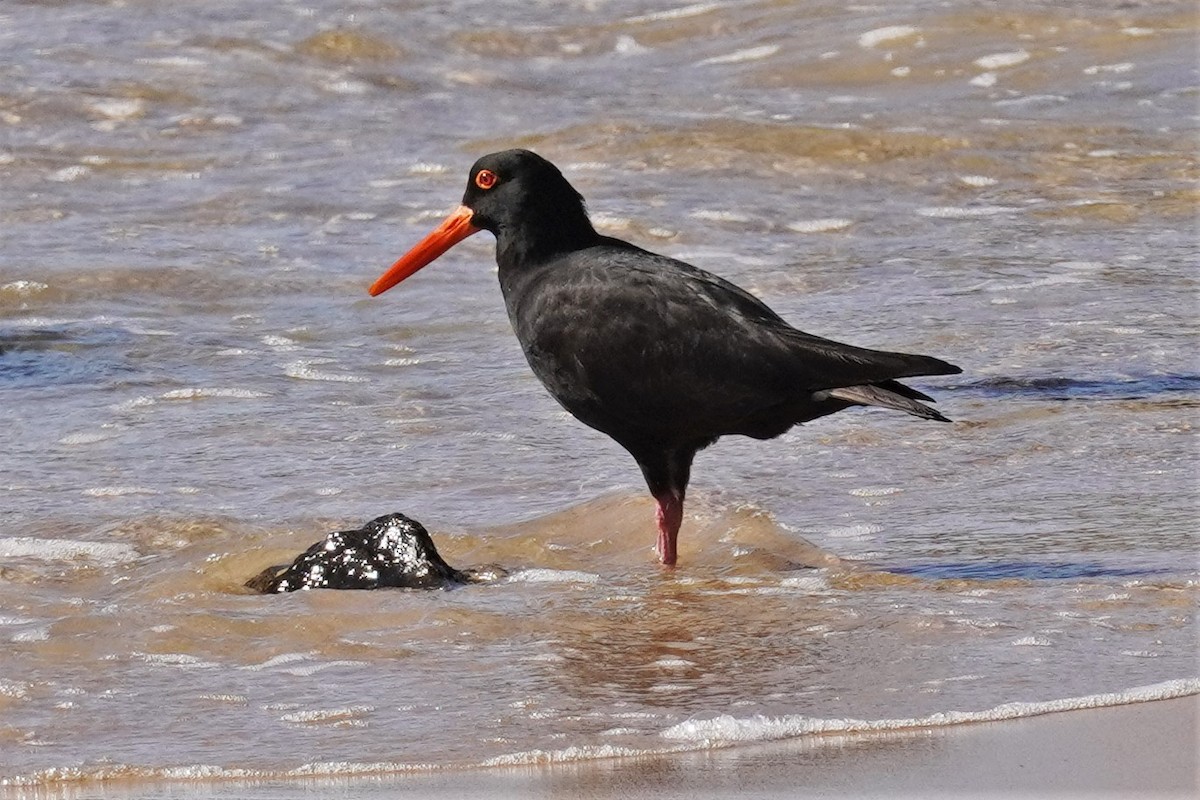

{"left": 660, "top": 678, "right": 1200, "bottom": 743}
{"left": 0, "top": 538, "right": 138, "bottom": 564}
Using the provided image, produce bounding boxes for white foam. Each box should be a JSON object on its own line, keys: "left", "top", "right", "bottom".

{"left": 280, "top": 705, "right": 374, "bottom": 724}
{"left": 283, "top": 359, "right": 369, "bottom": 383}
{"left": 282, "top": 660, "right": 367, "bottom": 676}
{"left": 661, "top": 678, "right": 1200, "bottom": 743}
{"left": 82, "top": 486, "right": 158, "bottom": 497}
{"left": 626, "top": 2, "right": 720, "bottom": 24}
{"left": 778, "top": 575, "right": 831, "bottom": 593}
{"left": 137, "top": 56, "right": 206, "bottom": 68}
{"left": 959, "top": 175, "right": 998, "bottom": 187}
{"left": 918, "top": 205, "right": 1016, "bottom": 218}
{"left": 958, "top": 616, "right": 1006, "bottom": 630}
{"left": 974, "top": 50, "right": 1030, "bottom": 70}
{"left": 1, "top": 280, "right": 48, "bottom": 295}
{"left": 481, "top": 744, "right": 643, "bottom": 767}
{"left": 972, "top": 273, "right": 1089, "bottom": 292}
{"left": 0, "top": 537, "right": 138, "bottom": 564}
{"left": 611, "top": 711, "right": 663, "bottom": 720}
{"left": 1012, "top": 635, "right": 1053, "bottom": 647}
{"left": 322, "top": 78, "right": 370, "bottom": 95}
{"left": 200, "top": 694, "right": 248, "bottom": 704}
{"left": 242, "top": 652, "right": 310, "bottom": 671}
{"left": 394, "top": 164, "right": 438, "bottom": 178}
{"left": 12, "top": 627, "right": 49, "bottom": 642}
{"left": 111, "top": 396, "right": 157, "bottom": 412}
{"left": 509, "top": 569, "right": 601, "bottom": 584}
{"left": 691, "top": 209, "right": 752, "bottom": 223}
{"left": 613, "top": 35, "right": 648, "bottom": 56}
{"left": 1084, "top": 62, "right": 1134, "bottom": 75}
{"left": 849, "top": 486, "right": 902, "bottom": 497}
{"left": 826, "top": 94, "right": 875, "bottom": 105}
{"left": 0, "top": 760, "right": 437, "bottom": 787}
{"left": 89, "top": 98, "right": 145, "bottom": 120}
{"left": 698, "top": 45, "right": 779, "bottom": 65}
{"left": 787, "top": 218, "right": 854, "bottom": 233}
{"left": 137, "top": 652, "right": 220, "bottom": 669}
{"left": 993, "top": 94, "right": 1068, "bottom": 108}
{"left": 160, "top": 387, "right": 270, "bottom": 400}
{"left": 563, "top": 161, "right": 608, "bottom": 173}
{"left": 823, "top": 523, "right": 883, "bottom": 539}
{"left": 653, "top": 657, "right": 696, "bottom": 669}
{"left": 601, "top": 726, "right": 641, "bottom": 736}
{"left": 57, "top": 431, "right": 115, "bottom": 445}
{"left": 48, "top": 165, "right": 91, "bottom": 182}
{"left": 262, "top": 703, "right": 301, "bottom": 712}
{"left": 591, "top": 212, "right": 631, "bottom": 230}
{"left": 858, "top": 25, "right": 920, "bottom": 48}
{"left": 262, "top": 334, "right": 300, "bottom": 350}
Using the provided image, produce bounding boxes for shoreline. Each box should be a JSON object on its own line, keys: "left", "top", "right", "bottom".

{"left": 7, "top": 694, "right": 1195, "bottom": 799}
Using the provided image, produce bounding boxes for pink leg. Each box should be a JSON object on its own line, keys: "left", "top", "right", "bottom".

{"left": 654, "top": 490, "right": 684, "bottom": 566}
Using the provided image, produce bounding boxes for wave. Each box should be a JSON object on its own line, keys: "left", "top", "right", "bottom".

{"left": 0, "top": 536, "right": 139, "bottom": 565}
{"left": 659, "top": 677, "right": 1200, "bottom": 744}
{"left": 5, "top": 678, "right": 1195, "bottom": 787}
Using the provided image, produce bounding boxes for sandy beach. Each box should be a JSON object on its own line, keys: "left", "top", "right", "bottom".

{"left": 22, "top": 694, "right": 1195, "bottom": 799}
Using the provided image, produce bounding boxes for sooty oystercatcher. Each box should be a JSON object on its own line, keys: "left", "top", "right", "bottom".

{"left": 370, "top": 149, "right": 960, "bottom": 566}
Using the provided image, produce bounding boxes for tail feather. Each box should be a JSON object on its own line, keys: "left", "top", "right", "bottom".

{"left": 875, "top": 378, "right": 936, "bottom": 403}
{"left": 823, "top": 383, "right": 951, "bottom": 422}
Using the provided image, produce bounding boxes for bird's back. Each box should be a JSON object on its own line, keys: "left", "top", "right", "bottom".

{"left": 499, "top": 238, "right": 957, "bottom": 451}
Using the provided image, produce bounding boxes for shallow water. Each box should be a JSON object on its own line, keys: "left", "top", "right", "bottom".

{"left": 1, "top": 0, "right": 1197, "bottom": 789}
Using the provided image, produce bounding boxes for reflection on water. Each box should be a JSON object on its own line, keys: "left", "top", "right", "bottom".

{"left": 0, "top": 0, "right": 1196, "bottom": 787}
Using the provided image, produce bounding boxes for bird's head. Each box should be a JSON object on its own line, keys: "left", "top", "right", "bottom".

{"left": 370, "top": 149, "right": 594, "bottom": 296}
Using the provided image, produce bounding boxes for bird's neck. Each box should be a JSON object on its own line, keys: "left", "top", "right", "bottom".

{"left": 494, "top": 207, "right": 600, "bottom": 272}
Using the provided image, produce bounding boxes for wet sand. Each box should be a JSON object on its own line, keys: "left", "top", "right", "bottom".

{"left": 33, "top": 694, "right": 1195, "bottom": 799}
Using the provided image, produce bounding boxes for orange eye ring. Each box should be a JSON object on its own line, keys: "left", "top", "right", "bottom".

{"left": 474, "top": 169, "right": 498, "bottom": 190}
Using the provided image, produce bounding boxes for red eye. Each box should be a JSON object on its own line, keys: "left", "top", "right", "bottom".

{"left": 475, "top": 169, "right": 498, "bottom": 190}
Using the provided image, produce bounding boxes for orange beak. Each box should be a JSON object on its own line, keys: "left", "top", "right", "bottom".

{"left": 369, "top": 205, "right": 481, "bottom": 296}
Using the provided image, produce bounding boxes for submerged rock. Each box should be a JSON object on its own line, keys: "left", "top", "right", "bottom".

{"left": 247, "top": 512, "right": 495, "bottom": 593}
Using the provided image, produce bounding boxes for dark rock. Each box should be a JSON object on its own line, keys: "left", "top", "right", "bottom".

{"left": 247, "top": 512, "right": 495, "bottom": 593}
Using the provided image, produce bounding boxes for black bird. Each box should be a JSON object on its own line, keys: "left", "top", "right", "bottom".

{"left": 370, "top": 149, "right": 960, "bottom": 566}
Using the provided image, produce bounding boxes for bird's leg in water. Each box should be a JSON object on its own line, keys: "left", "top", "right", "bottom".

{"left": 654, "top": 488, "right": 684, "bottom": 566}
{"left": 639, "top": 448, "right": 694, "bottom": 567}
